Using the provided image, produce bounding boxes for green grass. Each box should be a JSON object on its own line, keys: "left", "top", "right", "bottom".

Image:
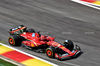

{"left": 0, "top": 59, "right": 17, "bottom": 66}
{"left": 0, "top": 40, "right": 17, "bottom": 66}
{"left": 0, "top": 40, "right": 6, "bottom": 44}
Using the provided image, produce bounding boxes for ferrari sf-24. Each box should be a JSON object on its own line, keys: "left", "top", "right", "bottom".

{"left": 8, "top": 25, "right": 81, "bottom": 60}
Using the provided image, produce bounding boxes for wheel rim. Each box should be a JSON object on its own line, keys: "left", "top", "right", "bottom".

{"left": 47, "top": 50, "right": 52, "bottom": 56}
{"left": 9, "top": 38, "right": 14, "bottom": 45}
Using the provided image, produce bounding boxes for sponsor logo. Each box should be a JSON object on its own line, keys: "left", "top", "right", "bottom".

{"left": 62, "top": 53, "right": 68, "bottom": 56}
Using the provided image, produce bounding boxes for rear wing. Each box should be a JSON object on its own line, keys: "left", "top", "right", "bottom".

{"left": 8, "top": 25, "right": 27, "bottom": 35}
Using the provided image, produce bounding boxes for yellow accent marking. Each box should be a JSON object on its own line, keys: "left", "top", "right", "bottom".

{"left": 62, "top": 47, "right": 65, "bottom": 49}
{"left": 93, "top": 1, "right": 100, "bottom": 5}
{"left": 21, "top": 59, "right": 52, "bottom": 66}
{"left": 26, "top": 39, "right": 38, "bottom": 46}
{"left": 31, "top": 43, "right": 34, "bottom": 47}
{"left": 33, "top": 41, "right": 38, "bottom": 46}
{"left": 47, "top": 43, "right": 49, "bottom": 45}
{"left": 0, "top": 45, "right": 13, "bottom": 54}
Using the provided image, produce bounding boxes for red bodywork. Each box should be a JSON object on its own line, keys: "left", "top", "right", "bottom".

{"left": 20, "top": 32, "right": 55, "bottom": 47}
{"left": 20, "top": 32, "right": 80, "bottom": 59}
{"left": 47, "top": 41, "right": 79, "bottom": 59}
{"left": 9, "top": 25, "right": 81, "bottom": 60}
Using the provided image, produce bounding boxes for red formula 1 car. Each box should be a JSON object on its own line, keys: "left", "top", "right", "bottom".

{"left": 8, "top": 25, "right": 81, "bottom": 60}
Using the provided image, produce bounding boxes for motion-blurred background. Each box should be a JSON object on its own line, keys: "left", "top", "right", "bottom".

{"left": 0, "top": 0, "right": 100, "bottom": 66}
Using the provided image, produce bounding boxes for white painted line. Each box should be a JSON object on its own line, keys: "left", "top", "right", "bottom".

{"left": 85, "top": 2, "right": 100, "bottom": 7}
{"left": 71, "top": 0, "right": 100, "bottom": 10}
{"left": 0, "top": 43, "right": 81, "bottom": 66}
{"left": 0, "top": 43, "right": 58, "bottom": 66}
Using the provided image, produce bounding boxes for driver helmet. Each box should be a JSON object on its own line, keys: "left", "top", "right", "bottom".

{"left": 63, "top": 40, "right": 69, "bottom": 44}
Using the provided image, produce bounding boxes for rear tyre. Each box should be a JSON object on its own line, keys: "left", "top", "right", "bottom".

{"left": 45, "top": 47, "right": 56, "bottom": 58}
{"left": 8, "top": 35, "right": 22, "bottom": 46}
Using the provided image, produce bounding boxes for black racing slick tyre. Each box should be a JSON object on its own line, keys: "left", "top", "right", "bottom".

{"left": 27, "top": 29, "right": 35, "bottom": 33}
{"left": 8, "top": 35, "right": 22, "bottom": 46}
{"left": 45, "top": 47, "right": 56, "bottom": 58}
{"left": 68, "top": 40, "right": 74, "bottom": 51}
{"left": 64, "top": 40, "right": 74, "bottom": 51}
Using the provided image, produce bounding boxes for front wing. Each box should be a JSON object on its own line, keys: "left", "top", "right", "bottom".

{"left": 55, "top": 49, "right": 81, "bottom": 60}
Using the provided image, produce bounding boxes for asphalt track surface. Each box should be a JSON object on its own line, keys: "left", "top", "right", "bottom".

{"left": 0, "top": 0, "right": 100, "bottom": 66}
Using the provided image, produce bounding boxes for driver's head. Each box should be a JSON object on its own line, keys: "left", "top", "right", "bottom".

{"left": 63, "top": 40, "right": 68, "bottom": 44}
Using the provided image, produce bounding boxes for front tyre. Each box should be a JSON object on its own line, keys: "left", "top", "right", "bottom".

{"left": 63, "top": 40, "right": 74, "bottom": 51}
{"left": 45, "top": 47, "right": 56, "bottom": 58}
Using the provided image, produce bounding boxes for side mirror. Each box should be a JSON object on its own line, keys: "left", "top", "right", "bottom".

{"left": 75, "top": 45, "right": 81, "bottom": 50}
